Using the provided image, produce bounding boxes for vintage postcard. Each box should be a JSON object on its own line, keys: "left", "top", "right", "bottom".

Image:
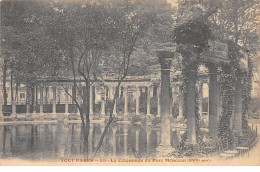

{"left": 0, "top": 0, "right": 259, "bottom": 166}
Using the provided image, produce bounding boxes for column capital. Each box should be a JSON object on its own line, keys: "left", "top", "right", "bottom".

{"left": 157, "top": 51, "right": 174, "bottom": 69}
{"left": 123, "top": 125, "right": 129, "bottom": 133}
{"left": 112, "top": 126, "right": 118, "bottom": 134}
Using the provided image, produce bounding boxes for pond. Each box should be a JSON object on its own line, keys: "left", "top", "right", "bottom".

{"left": 0, "top": 122, "right": 181, "bottom": 161}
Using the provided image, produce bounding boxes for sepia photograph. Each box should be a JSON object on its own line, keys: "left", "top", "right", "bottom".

{"left": 0, "top": 0, "right": 259, "bottom": 166}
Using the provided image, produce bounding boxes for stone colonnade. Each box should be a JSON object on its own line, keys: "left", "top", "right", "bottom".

{"left": 4, "top": 81, "right": 164, "bottom": 119}
{"left": 185, "top": 63, "right": 243, "bottom": 142}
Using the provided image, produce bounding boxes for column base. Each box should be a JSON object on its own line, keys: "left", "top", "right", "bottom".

{"left": 39, "top": 113, "right": 45, "bottom": 120}
{"left": 0, "top": 115, "right": 4, "bottom": 122}
{"left": 146, "top": 114, "right": 153, "bottom": 118}
{"left": 156, "top": 144, "right": 175, "bottom": 157}
{"left": 52, "top": 113, "right": 57, "bottom": 120}
{"left": 124, "top": 113, "right": 129, "bottom": 120}
{"left": 177, "top": 115, "right": 184, "bottom": 121}
{"left": 90, "top": 113, "right": 94, "bottom": 119}
{"left": 101, "top": 113, "right": 106, "bottom": 118}
{"left": 26, "top": 113, "right": 32, "bottom": 121}
{"left": 112, "top": 113, "right": 117, "bottom": 118}
{"left": 11, "top": 113, "right": 17, "bottom": 119}
{"left": 64, "top": 113, "right": 69, "bottom": 121}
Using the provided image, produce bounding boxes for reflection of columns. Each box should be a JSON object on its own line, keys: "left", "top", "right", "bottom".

{"left": 156, "top": 131, "right": 161, "bottom": 146}
{"left": 208, "top": 64, "right": 218, "bottom": 138}
{"left": 0, "top": 126, "right": 3, "bottom": 156}
{"left": 147, "top": 86, "right": 151, "bottom": 116}
{"left": 234, "top": 75, "right": 243, "bottom": 136}
{"left": 146, "top": 128, "right": 151, "bottom": 154}
{"left": 112, "top": 127, "right": 117, "bottom": 157}
{"left": 89, "top": 124, "right": 94, "bottom": 157}
{"left": 157, "top": 51, "right": 175, "bottom": 153}
{"left": 157, "top": 86, "right": 161, "bottom": 117}
{"left": 135, "top": 128, "right": 140, "bottom": 153}
{"left": 11, "top": 126, "right": 16, "bottom": 144}
{"left": 124, "top": 87, "right": 128, "bottom": 117}
{"left": 52, "top": 87, "right": 56, "bottom": 114}
{"left": 100, "top": 123, "right": 105, "bottom": 157}
{"left": 136, "top": 87, "right": 140, "bottom": 115}
{"left": 123, "top": 125, "right": 129, "bottom": 157}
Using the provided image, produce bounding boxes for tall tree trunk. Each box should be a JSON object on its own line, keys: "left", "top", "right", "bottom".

{"left": 15, "top": 81, "right": 19, "bottom": 102}
{"left": 82, "top": 79, "right": 90, "bottom": 158}
{"left": 2, "top": 59, "right": 7, "bottom": 105}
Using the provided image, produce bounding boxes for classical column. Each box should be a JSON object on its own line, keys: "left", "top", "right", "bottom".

{"left": 89, "top": 86, "right": 94, "bottom": 118}
{"left": 171, "top": 87, "right": 176, "bottom": 118}
{"left": 40, "top": 86, "right": 44, "bottom": 119}
{"left": 177, "top": 89, "right": 184, "bottom": 120}
{"left": 32, "top": 87, "right": 37, "bottom": 115}
{"left": 124, "top": 86, "right": 128, "bottom": 118}
{"left": 65, "top": 87, "right": 69, "bottom": 118}
{"left": 123, "top": 124, "right": 129, "bottom": 157}
{"left": 101, "top": 98, "right": 106, "bottom": 117}
{"left": 136, "top": 87, "right": 140, "bottom": 115}
{"left": 234, "top": 75, "right": 243, "bottom": 136}
{"left": 0, "top": 86, "right": 3, "bottom": 121}
{"left": 112, "top": 127, "right": 117, "bottom": 157}
{"left": 157, "top": 86, "right": 161, "bottom": 117}
{"left": 45, "top": 86, "right": 49, "bottom": 104}
{"left": 217, "top": 75, "right": 221, "bottom": 121}
{"left": 26, "top": 86, "right": 31, "bottom": 119}
{"left": 156, "top": 50, "right": 175, "bottom": 154}
{"left": 135, "top": 128, "right": 140, "bottom": 153}
{"left": 146, "top": 86, "right": 151, "bottom": 116}
{"left": 199, "top": 81, "right": 203, "bottom": 117}
{"left": 186, "top": 63, "right": 198, "bottom": 144}
{"left": 208, "top": 64, "right": 218, "bottom": 138}
{"left": 52, "top": 86, "right": 56, "bottom": 115}
{"left": 11, "top": 93, "right": 16, "bottom": 119}
{"left": 113, "top": 98, "right": 117, "bottom": 116}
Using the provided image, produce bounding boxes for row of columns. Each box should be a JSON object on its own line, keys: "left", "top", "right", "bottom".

{"left": 186, "top": 63, "right": 243, "bottom": 143}
{"left": 7, "top": 84, "right": 165, "bottom": 119}
{"left": 156, "top": 50, "right": 243, "bottom": 151}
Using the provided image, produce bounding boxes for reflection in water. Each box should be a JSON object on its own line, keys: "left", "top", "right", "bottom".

{"left": 0, "top": 122, "right": 183, "bottom": 160}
